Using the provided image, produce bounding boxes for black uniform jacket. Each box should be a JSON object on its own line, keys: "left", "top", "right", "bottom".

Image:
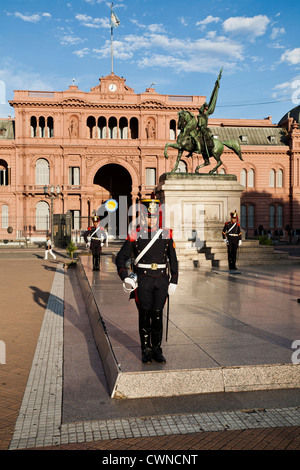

{"left": 116, "top": 226, "right": 178, "bottom": 284}
{"left": 83, "top": 225, "right": 106, "bottom": 242}
{"left": 222, "top": 222, "right": 242, "bottom": 241}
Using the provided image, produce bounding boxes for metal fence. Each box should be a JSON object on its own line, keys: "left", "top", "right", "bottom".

{"left": 0, "top": 215, "right": 90, "bottom": 246}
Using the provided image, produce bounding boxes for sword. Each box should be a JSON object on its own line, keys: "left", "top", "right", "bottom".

{"left": 166, "top": 293, "right": 170, "bottom": 342}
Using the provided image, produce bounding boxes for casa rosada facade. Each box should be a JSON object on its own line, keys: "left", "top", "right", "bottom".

{"left": 0, "top": 72, "right": 300, "bottom": 242}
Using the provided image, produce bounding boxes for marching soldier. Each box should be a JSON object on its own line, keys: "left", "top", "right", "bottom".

{"left": 222, "top": 210, "right": 242, "bottom": 271}
{"left": 115, "top": 197, "right": 178, "bottom": 364}
{"left": 83, "top": 215, "right": 107, "bottom": 271}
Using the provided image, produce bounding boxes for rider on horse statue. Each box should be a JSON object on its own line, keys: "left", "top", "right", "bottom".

{"left": 183, "top": 68, "right": 223, "bottom": 164}
{"left": 164, "top": 67, "right": 243, "bottom": 174}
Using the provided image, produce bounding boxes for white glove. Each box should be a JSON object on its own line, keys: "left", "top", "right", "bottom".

{"left": 168, "top": 283, "right": 177, "bottom": 295}
{"left": 123, "top": 275, "right": 138, "bottom": 293}
{"left": 86, "top": 242, "right": 90, "bottom": 248}
{"left": 223, "top": 239, "right": 228, "bottom": 244}
{"left": 239, "top": 240, "right": 242, "bottom": 246}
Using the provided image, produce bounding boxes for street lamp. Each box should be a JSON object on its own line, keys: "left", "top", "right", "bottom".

{"left": 43, "top": 185, "right": 61, "bottom": 237}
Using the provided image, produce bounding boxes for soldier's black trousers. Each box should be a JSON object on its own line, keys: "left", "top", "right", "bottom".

{"left": 139, "top": 308, "right": 163, "bottom": 350}
{"left": 227, "top": 239, "right": 239, "bottom": 270}
{"left": 136, "top": 274, "right": 169, "bottom": 311}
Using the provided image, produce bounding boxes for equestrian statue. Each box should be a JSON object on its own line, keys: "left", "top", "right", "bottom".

{"left": 164, "top": 68, "right": 244, "bottom": 174}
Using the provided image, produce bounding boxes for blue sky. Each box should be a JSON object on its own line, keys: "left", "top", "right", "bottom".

{"left": 1, "top": 0, "right": 300, "bottom": 124}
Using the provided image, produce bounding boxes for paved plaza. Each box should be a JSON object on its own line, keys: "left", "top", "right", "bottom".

{"left": 0, "top": 245, "right": 300, "bottom": 451}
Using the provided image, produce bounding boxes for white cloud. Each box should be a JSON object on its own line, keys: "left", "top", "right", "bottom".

{"left": 83, "top": 0, "right": 106, "bottom": 3}
{"left": 270, "top": 27, "right": 285, "bottom": 40}
{"left": 61, "top": 35, "right": 86, "bottom": 46}
{"left": 223, "top": 15, "right": 270, "bottom": 38}
{"left": 130, "top": 19, "right": 165, "bottom": 34}
{"left": 91, "top": 31, "right": 244, "bottom": 73}
{"left": 272, "top": 76, "right": 300, "bottom": 102}
{"left": 93, "top": 40, "right": 133, "bottom": 60}
{"left": 8, "top": 11, "right": 51, "bottom": 23}
{"left": 73, "top": 48, "right": 90, "bottom": 58}
{"left": 196, "top": 15, "right": 221, "bottom": 30}
{"left": 147, "top": 24, "right": 165, "bottom": 34}
{"left": 0, "top": 60, "right": 54, "bottom": 93}
{"left": 75, "top": 14, "right": 110, "bottom": 29}
{"left": 281, "top": 48, "right": 300, "bottom": 65}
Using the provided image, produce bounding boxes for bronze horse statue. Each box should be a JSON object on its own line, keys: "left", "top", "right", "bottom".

{"left": 164, "top": 110, "right": 244, "bottom": 174}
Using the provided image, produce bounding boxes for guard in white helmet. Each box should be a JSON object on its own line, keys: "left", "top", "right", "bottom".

{"left": 116, "top": 196, "right": 178, "bottom": 364}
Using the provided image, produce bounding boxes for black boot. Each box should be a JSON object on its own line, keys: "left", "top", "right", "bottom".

{"left": 139, "top": 309, "right": 152, "bottom": 364}
{"left": 152, "top": 346, "right": 166, "bottom": 363}
{"left": 151, "top": 310, "right": 166, "bottom": 363}
{"left": 142, "top": 347, "right": 152, "bottom": 364}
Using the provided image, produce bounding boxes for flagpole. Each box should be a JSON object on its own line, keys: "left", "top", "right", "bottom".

{"left": 111, "top": 3, "right": 113, "bottom": 74}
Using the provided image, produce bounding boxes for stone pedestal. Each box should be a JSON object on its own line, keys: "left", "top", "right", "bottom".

{"left": 156, "top": 173, "right": 245, "bottom": 244}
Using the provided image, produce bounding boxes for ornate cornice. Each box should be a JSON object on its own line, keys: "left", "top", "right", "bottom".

{"left": 9, "top": 99, "right": 198, "bottom": 113}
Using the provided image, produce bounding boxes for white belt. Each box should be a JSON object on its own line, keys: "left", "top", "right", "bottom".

{"left": 228, "top": 233, "right": 239, "bottom": 236}
{"left": 137, "top": 263, "right": 166, "bottom": 270}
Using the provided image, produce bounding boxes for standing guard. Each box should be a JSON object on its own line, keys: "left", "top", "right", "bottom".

{"left": 115, "top": 197, "right": 178, "bottom": 364}
{"left": 222, "top": 210, "right": 242, "bottom": 271}
{"left": 83, "top": 215, "right": 107, "bottom": 271}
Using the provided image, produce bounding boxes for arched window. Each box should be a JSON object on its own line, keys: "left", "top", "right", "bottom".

{"left": 0, "top": 160, "right": 8, "bottom": 186}
{"left": 36, "top": 201, "right": 50, "bottom": 231}
{"left": 97, "top": 117, "right": 106, "bottom": 139}
{"left": 130, "top": 117, "right": 139, "bottom": 139}
{"left": 35, "top": 159, "right": 49, "bottom": 185}
{"left": 87, "top": 116, "right": 96, "bottom": 139}
{"left": 240, "top": 169, "right": 247, "bottom": 187}
{"left": 170, "top": 120, "right": 176, "bottom": 140}
{"left": 31, "top": 116, "right": 37, "bottom": 137}
{"left": 240, "top": 205, "right": 254, "bottom": 229}
{"left": 1, "top": 204, "right": 9, "bottom": 229}
{"left": 119, "top": 117, "right": 128, "bottom": 139}
{"left": 248, "top": 169, "right": 254, "bottom": 188}
{"left": 269, "top": 169, "right": 275, "bottom": 188}
{"left": 39, "top": 117, "right": 45, "bottom": 138}
{"left": 108, "top": 117, "right": 117, "bottom": 139}
{"left": 47, "top": 117, "right": 54, "bottom": 138}
{"left": 276, "top": 169, "right": 283, "bottom": 188}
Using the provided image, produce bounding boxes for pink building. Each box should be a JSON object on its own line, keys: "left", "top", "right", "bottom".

{"left": 0, "top": 72, "right": 299, "bottom": 243}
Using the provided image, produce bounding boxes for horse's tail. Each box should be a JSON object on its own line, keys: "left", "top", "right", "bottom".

{"left": 223, "top": 140, "right": 244, "bottom": 161}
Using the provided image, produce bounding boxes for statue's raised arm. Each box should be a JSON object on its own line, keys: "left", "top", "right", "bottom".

{"left": 206, "top": 67, "right": 223, "bottom": 116}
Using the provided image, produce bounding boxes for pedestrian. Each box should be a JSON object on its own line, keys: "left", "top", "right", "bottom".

{"left": 83, "top": 215, "right": 107, "bottom": 271}
{"left": 222, "top": 210, "right": 242, "bottom": 271}
{"left": 44, "top": 236, "right": 56, "bottom": 260}
{"left": 115, "top": 196, "right": 178, "bottom": 365}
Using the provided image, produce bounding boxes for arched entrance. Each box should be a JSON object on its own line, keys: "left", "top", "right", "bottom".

{"left": 93, "top": 163, "right": 133, "bottom": 238}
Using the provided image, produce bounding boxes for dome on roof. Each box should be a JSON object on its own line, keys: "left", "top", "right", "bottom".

{"left": 278, "top": 105, "right": 300, "bottom": 125}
